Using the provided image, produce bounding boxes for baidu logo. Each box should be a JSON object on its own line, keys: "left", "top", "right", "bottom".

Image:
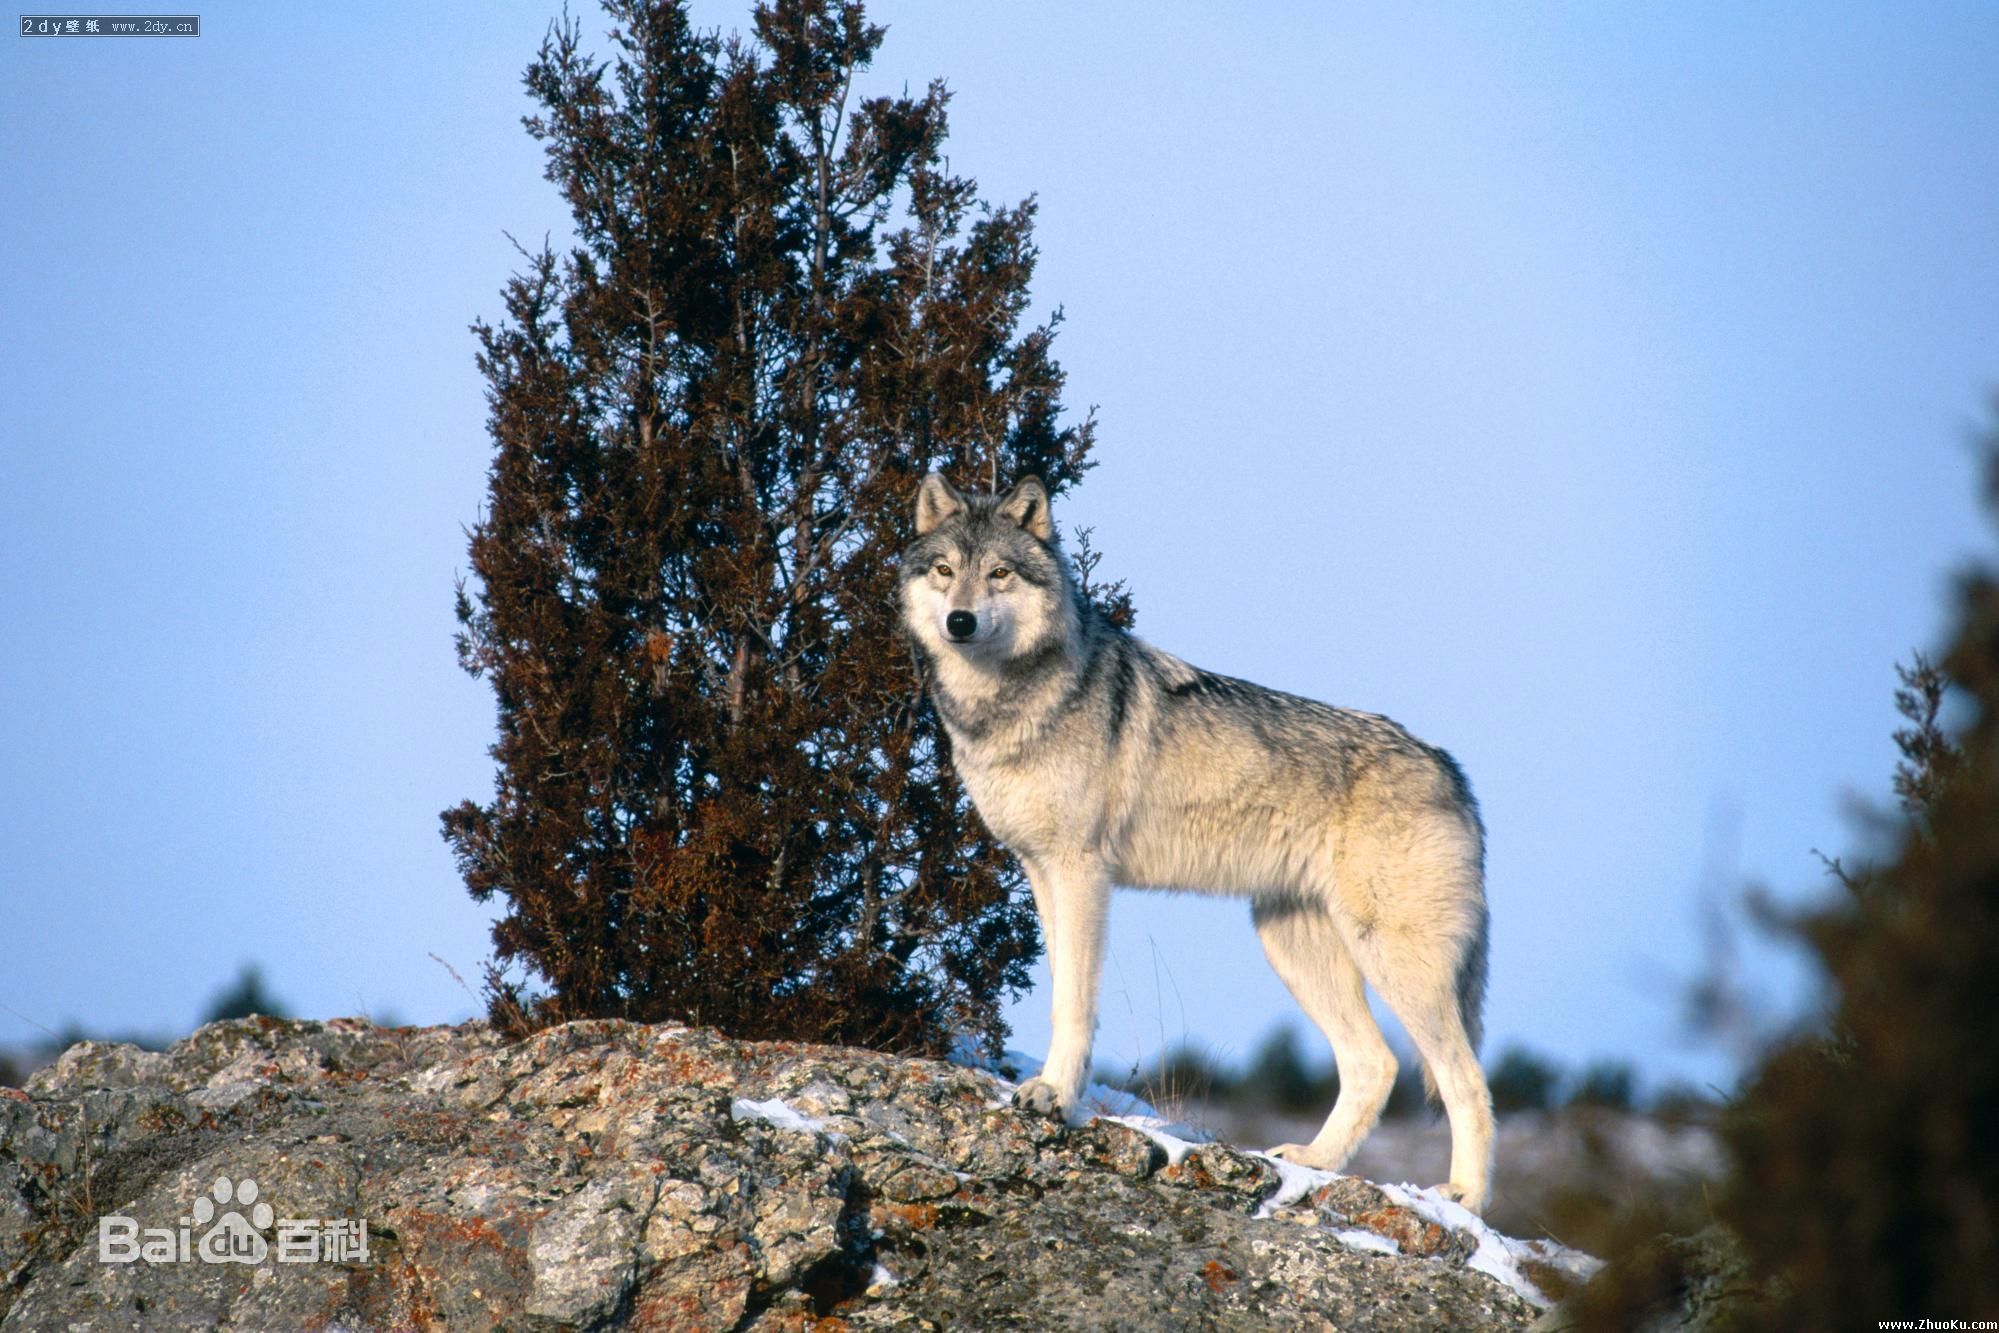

{"left": 192, "top": 1176, "right": 271, "bottom": 1264}
{"left": 99, "top": 1174, "right": 368, "bottom": 1266}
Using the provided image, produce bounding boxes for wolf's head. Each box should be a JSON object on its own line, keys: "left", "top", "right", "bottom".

{"left": 898, "top": 473, "right": 1072, "bottom": 665}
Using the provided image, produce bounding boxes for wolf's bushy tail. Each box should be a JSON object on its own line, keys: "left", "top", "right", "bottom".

{"left": 1456, "top": 902, "right": 1489, "bottom": 1055}
{"left": 1421, "top": 901, "right": 1490, "bottom": 1102}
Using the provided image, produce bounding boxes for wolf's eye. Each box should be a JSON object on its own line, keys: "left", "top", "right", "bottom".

{"left": 990, "top": 567, "right": 1011, "bottom": 581}
{"left": 934, "top": 563, "right": 953, "bottom": 578}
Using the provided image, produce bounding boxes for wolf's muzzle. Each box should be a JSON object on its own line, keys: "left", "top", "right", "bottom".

{"left": 946, "top": 610, "right": 977, "bottom": 640}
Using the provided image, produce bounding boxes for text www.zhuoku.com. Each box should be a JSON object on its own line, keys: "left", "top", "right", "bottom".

{"left": 1876, "top": 1322, "right": 1999, "bottom": 1330}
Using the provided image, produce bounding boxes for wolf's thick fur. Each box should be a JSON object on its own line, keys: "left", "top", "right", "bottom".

{"left": 899, "top": 473, "right": 1496, "bottom": 1211}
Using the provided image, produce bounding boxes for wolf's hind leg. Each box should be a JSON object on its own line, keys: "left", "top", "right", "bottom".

{"left": 1343, "top": 911, "right": 1494, "bottom": 1214}
{"left": 1251, "top": 897, "right": 1399, "bottom": 1173}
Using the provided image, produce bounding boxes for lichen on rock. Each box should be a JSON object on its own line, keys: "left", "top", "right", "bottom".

{"left": 0, "top": 1018, "right": 1581, "bottom": 1330}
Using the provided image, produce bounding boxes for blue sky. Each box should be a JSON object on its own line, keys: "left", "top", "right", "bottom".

{"left": 3, "top": 3, "right": 1995, "bottom": 1096}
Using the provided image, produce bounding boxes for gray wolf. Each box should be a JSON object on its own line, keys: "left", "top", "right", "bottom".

{"left": 898, "top": 472, "right": 1495, "bottom": 1212}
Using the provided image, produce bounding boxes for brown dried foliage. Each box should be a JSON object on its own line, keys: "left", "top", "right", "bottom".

{"left": 442, "top": 0, "right": 1119, "bottom": 1055}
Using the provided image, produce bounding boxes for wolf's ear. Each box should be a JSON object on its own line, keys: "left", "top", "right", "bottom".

{"left": 914, "top": 472, "right": 968, "bottom": 535}
{"left": 998, "top": 475, "right": 1053, "bottom": 542}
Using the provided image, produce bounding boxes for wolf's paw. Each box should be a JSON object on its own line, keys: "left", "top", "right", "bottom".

{"left": 1266, "top": 1142, "right": 1336, "bottom": 1169}
{"left": 1012, "top": 1077, "right": 1072, "bottom": 1119}
{"left": 1430, "top": 1182, "right": 1487, "bottom": 1216}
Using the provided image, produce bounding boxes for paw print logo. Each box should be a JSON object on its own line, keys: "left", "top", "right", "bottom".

{"left": 193, "top": 1176, "right": 272, "bottom": 1265}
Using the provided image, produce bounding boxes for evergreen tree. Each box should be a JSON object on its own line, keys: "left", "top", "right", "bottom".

{"left": 1568, "top": 410, "right": 1999, "bottom": 1327}
{"left": 1714, "top": 421, "right": 1999, "bottom": 1323}
{"left": 201, "top": 964, "right": 289, "bottom": 1024}
{"left": 1485, "top": 1045, "right": 1561, "bottom": 1113}
{"left": 442, "top": 0, "right": 1120, "bottom": 1053}
{"left": 1242, "top": 1024, "right": 1335, "bottom": 1115}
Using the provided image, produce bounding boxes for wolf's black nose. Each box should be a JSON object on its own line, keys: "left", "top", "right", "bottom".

{"left": 946, "top": 610, "right": 977, "bottom": 640}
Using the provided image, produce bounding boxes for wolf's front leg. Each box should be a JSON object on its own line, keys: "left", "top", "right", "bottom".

{"left": 1014, "top": 861, "right": 1109, "bottom": 1121}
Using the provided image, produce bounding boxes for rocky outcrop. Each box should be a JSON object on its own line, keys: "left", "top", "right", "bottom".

{"left": 0, "top": 1018, "right": 1590, "bottom": 1330}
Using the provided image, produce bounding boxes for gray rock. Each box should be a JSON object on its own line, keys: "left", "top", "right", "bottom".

{"left": 24, "top": 1041, "right": 173, "bottom": 1096}
{"left": 0, "top": 1018, "right": 1564, "bottom": 1330}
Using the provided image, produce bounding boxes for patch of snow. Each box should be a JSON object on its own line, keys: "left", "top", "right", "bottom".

{"left": 729, "top": 1096, "right": 845, "bottom": 1142}
{"left": 953, "top": 1047, "right": 1599, "bottom": 1308}
{"left": 866, "top": 1261, "right": 899, "bottom": 1291}
{"left": 1377, "top": 1181, "right": 1598, "bottom": 1309}
{"left": 1102, "top": 1113, "right": 1208, "bottom": 1166}
{"left": 1077, "top": 1080, "right": 1157, "bottom": 1119}
{"left": 1516, "top": 1236, "right": 1606, "bottom": 1292}
{"left": 946, "top": 1041, "right": 1044, "bottom": 1083}
{"left": 1250, "top": 1154, "right": 1342, "bottom": 1216}
{"left": 957, "top": 1045, "right": 1214, "bottom": 1142}
{"left": 1329, "top": 1227, "right": 1401, "bottom": 1256}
